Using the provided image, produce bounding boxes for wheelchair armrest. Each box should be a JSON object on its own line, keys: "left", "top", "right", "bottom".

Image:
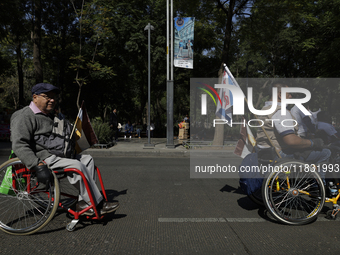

{"left": 257, "top": 147, "right": 277, "bottom": 162}
{"left": 52, "top": 168, "right": 66, "bottom": 174}
{"left": 258, "top": 159, "right": 274, "bottom": 164}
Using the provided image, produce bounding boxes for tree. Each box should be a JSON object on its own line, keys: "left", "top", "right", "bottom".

{"left": 216, "top": 0, "right": 252, "bottom": 64}
{"left": 32, "top": 0, "right": 43, "bottom": 84}
{"left": 213, "top": 0, "right": 253, "bottom": 145}
{"left": 70, "top": 0, "right": 115, "bottom": 111}
{"left": 0, "top": 1, "right": 30, "bottom": 107}
{"left": 236, "top": 0, "right": 340, "bottom": 120}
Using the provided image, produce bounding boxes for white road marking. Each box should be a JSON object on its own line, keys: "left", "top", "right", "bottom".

{"left": 158, "top": 218, "right": 226, "bottom": 222}
{"left": 158, "top": 217, "right": 335, "bottom": 223}
{"left": 225, "top": 218, "right": 266, "bottom": 222}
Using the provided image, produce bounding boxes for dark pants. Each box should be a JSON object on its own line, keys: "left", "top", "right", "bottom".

{"left": 112, "top": 128, "right": 119, "bottom": 141}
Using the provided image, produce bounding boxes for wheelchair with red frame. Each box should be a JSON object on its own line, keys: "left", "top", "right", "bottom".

{"left": 0, "top": 157, "right": 110, "bottom": 235}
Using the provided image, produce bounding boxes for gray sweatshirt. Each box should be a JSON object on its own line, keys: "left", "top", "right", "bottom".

{"left": 10, "top": 104, "right": 54, "bottom": 169}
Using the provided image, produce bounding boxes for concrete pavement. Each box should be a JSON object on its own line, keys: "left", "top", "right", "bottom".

{"left": 87, "top": 138, "right": 190, "bottom": 157}
{"left": 0, "top": 138, "right": 237, "bottom": 158}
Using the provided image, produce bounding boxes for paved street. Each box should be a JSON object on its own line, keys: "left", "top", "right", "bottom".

{"left": 0, "top": 155, "right": 339, "bottom": 255}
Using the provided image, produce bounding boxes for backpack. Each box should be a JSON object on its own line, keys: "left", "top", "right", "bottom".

{"left": 35, "top": 116, "right": 76, "bottom": 158}
{"left": 238, "top": 152, "right": 263, "bottom": 195}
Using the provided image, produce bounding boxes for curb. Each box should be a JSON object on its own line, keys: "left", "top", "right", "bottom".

{"left": 0, "top": 142, "right": 238, "bottom": 158}
{"left": 82, "top": 148, "right": 191, "bottom": 158}
{"left": 82, "top": 147, "right": 237, "bottom": 158}
{"left": 0, "top": 148, "right": 238, "bottom": 158}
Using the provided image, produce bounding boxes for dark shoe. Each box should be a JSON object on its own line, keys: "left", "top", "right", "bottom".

{"left": 76, "top": 201, "right": 95, "bottom": 216}
{"left": 100, "top": 201, "right": 119, "bottom": 215}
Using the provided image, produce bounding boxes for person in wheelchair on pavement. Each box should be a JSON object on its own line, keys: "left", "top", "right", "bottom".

{"left": 10, "top": 83, "right": 119, "bottom": 216}
{"left": 256, "top": 83, "right": 331, "bottom": 166}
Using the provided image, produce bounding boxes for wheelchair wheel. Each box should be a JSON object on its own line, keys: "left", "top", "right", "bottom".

{"left": 0, "top": 158, "right": 59, "bottom": 235}
{"left": 248, "top": 187, "right": 264, "bottom": 207}
{"left": 262, "top": 160, "right": 325, "bottom": 225}
{"left": 27, "top": 171, "right": 77, "bottom": 212}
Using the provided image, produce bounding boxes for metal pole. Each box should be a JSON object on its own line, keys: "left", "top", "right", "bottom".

{"left": 166, "top": 0, "right": 175, "bottom": 148}
{"left": 171, "top": 0, "right": 173, "bottom": 81}
{"left": 166, "top": 0, "right": 169, "bottom": 81}
{"left": 148, "top": 24, "right": 151, "bottom": 144}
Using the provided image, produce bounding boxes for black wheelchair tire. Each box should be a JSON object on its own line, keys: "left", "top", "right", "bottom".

{"left": 0, "top": 158, "right": 59, "bottom": 235}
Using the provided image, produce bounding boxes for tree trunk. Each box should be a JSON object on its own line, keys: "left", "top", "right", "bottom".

{"left": 213, "top": 0, "right": 247, "bottom": 146}
{"left": 221, "top": 0, "right": 235, "bottom": 64}
{"left": 16, "top": 39, "right": 24, "bottom": 108}
{"left": 213, "top": 0, "right": 236, "bottom": 146}
{"left": 212, "top": 64, "right": 225, "bottom": 146}
{"left": 32, "top": 0, "right": 43, "bottom": 84}
{"left": 139, "top": 75, "right": 147, "bottom": 123}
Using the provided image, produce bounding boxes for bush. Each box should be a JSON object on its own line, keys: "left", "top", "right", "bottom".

{"left": 92, "top": 117, "right": 111, "bottom": 144}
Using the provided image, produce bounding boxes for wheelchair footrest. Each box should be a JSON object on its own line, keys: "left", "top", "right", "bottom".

{"left": 66, "top": 219, "right": 79, "bottom": 232}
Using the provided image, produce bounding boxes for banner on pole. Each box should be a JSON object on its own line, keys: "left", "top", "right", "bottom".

{"left": 74, "top": 101, "right": 99, "bottom": 154}
{"left": 174, "top": 17, "right": 195, "bottom": 69}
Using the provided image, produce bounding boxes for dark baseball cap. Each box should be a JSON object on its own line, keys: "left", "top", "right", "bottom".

{"left": 31, "top": 83, "right": 60, "bottom": 95}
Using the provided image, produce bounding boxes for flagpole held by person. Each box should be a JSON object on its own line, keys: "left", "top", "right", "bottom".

{"left": 217, "top": 64, "right": 281, "bottom": 158}
{"left": 72, "top": 101, "right": 99, "bottom": 153}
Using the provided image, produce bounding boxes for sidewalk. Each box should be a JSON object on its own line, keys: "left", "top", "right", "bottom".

{"left": 86, "top": 138, "right": 189, "bottom": 157}
{"left": 0, "top": 138, "right": 237, "bottom": 158}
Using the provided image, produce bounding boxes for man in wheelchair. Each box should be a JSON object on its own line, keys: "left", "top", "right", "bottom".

{"left": 10, "top": 83, "right": 119, "bottom": 216}
{"left": 256, "top": 83, "right": 331, "bottom": 169}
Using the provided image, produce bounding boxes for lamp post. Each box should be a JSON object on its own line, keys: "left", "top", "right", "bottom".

{"left": 166, "top": 0, "right": 175, "bottom": 148}
{"left": 144, "top": 23, "right": 155, "bottom": 148}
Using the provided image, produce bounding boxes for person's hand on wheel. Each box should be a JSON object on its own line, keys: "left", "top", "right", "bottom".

{"left": 310, "top": 138, "right": 324, "bottom": 151}
{"left": 32, "top": 164, "right": 53, "bottom": 188}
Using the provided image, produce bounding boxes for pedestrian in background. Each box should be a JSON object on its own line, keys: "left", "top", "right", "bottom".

{"left": 147, "top": 121, "right": 155, "bottom": 138}
{"left": 124, "top": 121, "right": 133, "bottom": 139}
{"left": 135, "top": 122, "right": 143, "bottom": 138}
{"left": 109, "top": 108, "right": 119, "bottom": 142}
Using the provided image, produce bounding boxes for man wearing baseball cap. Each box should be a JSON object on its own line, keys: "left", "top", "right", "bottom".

{"left": 10, "top": 83, "right": 119, "bottom": 215}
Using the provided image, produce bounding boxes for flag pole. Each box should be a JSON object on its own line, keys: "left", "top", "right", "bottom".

{"left": 70, "top": 101, "right": 83, "bottom": 140}
{"left": 70, "top": 108, "right": 81, "bottom": 140}
{"left": 224, "top": 64, "right": 281, "bottom": 158}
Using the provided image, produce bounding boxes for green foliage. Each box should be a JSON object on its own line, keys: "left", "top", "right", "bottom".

{"left": 235, "top": 0, "right": 340, "bottom": 78}
{"left": 92, "top": 117, "right": 112, "bottom": 144}
{"left": 1, "top": 0, "right": 340, "bottom": 132}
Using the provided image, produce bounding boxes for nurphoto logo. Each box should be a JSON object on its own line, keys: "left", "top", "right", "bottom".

{"left": 201, "top": 84, "right": 311, "bottom": 116}
{"left": 201, "top": 83, "right": 311, "bottom": 128}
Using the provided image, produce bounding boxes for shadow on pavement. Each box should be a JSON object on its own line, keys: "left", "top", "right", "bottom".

{"left": 37, "top": 204, "right": 127, "bottom": 235}
{"left": 105, "top": 189, "right": 128, "bottom": 201}
{"left": 219, "top": 184, "right": 245, "bottom": 195}
{"left": 237, "top": 196, "right": 263, "bottom": 211}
